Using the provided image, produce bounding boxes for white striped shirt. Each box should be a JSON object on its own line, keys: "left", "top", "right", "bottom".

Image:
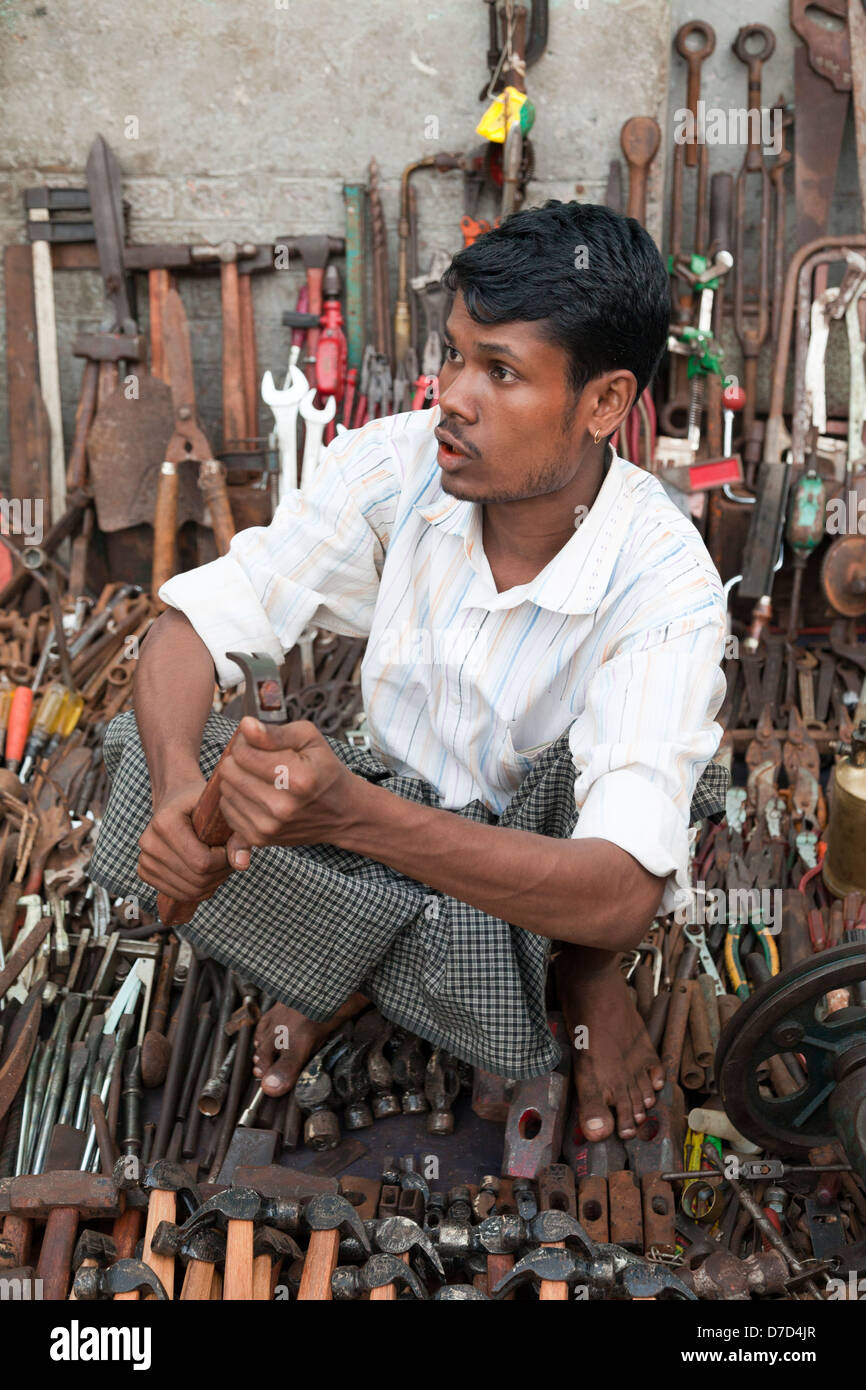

{"left": 159, "top": 405, "right": 728, "bottom": 915}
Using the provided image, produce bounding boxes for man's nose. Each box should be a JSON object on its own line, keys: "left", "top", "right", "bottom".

{"left": 437, "top": 367, "right": 477, "bottom": 424}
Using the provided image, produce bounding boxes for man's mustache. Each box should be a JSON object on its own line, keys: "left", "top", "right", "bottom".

{"left": 439, "top": 420, "right": 480, "bottom": 457}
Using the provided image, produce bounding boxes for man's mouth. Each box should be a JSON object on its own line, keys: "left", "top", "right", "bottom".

{"left": 435, "top": 428, "right": 473, "bottom": 467}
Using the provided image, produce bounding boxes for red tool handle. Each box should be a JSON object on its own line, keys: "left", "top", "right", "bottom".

{"left": 5, "top": 687, "right": 34, "bottom": 770}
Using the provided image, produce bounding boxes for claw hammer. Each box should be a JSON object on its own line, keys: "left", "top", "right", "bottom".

{"left": 156, "top": 652, "right": 289, "bottom": 927}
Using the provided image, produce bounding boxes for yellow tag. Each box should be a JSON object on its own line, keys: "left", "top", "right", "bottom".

{"left": 476, "top": 85, "right": 527, "bottom": 144}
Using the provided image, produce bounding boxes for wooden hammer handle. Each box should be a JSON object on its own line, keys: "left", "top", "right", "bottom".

{"left": 152, "top": 462, "right": 179, "bottom": 600}
{"left": 36, "top": 1206, "right": 79, "bottom": 1300}
{"left": 297, "top": 1229, "right": 340, "bottom": 1300}
{"left": 181, "top": 1257, "right": 217, "bottom": 1300}
{"left": 155, "top": 734, "right": 239, "bottom": 927}
{"left": 138, "top": 1187, "right": 176, "bottom": 1300}
{"left": 223, "top": 1219, "right": 254, "bottom": 1301}
{"left": 198, "top": 459, "right": 236, "bottom": 556}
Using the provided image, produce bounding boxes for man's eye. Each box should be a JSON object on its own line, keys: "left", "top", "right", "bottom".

{"left": 490, "top": 364, "right": 517, "bottom": 382}
{"left": 444, "top": 344, "right": 461, "bottom": 361}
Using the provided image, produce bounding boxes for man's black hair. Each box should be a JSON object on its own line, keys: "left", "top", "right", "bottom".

{"left": 441, "top": 200, "right": 670, "bottom": 402}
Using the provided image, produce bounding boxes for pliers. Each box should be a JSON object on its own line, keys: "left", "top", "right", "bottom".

{"left": 723, "top": 847, "right": 781, "bottom": 997}
{"left": 724, "top": 919, "right": 780, "bottom": 998}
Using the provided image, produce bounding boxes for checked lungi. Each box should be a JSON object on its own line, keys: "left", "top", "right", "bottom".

{"left": 87, "top": 709, "right": 728, "bottom": 1080}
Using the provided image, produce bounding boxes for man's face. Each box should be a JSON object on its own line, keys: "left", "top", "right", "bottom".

{"left": 434, "top": 291, "right": 602, "bottom": 504}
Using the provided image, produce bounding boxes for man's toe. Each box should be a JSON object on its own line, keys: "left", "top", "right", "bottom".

{"left": 577, "top": 1084, "right": 615, "bottom": 1142}
{"left": 615, "top": 1093, "right": 637, "bottom": 1139}
{"left": 648, "top": 1060, "right": 666, "bottom": 1090}
{"left": 636, "top": 1067, "right": 657, "bottom": 1111}
{"left": 253, "top": 1013, "right": 276, "bottom": 1075}
{"left": 261, "top": 1052, "right": 298, "bottom": 1097}
{"left": 628, "top": 1079, "right": 646, "bottom": 1125}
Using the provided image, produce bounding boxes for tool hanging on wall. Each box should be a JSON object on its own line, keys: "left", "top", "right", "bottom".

{"left": 394, "top": 153, "right": 465, "bottom": 374}
{"left": 731, "top": 24, "right": 776, "bottom": 453}
{"left": 82, "top": 136, "right": 190, "bottom": 584}
{"left": 151, "top": 290, "right": 236, "bottom": 598}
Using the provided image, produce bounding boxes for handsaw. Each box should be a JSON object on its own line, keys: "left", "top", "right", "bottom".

{"left": 83, "top": 136, "right": 199, "bottom": 533}
{"left": 152, "top": 288, "right": 236, "bottom": 597}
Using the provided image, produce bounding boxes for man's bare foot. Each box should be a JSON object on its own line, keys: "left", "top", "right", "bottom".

{"left": 556, "top": 946, "right": 665, "bottom": 1141}
{"left": 252, "top": 992, "right": 370, "bottom": 1096}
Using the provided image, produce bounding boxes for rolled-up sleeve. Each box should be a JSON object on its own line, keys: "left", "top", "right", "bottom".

{"left": 158, "top": 419, "right": 401, "bottom": 687}
{"left": 568, "top": 609, "right": 727, "bottom": 916}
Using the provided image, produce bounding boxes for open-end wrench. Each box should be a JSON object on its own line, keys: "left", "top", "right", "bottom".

{"left": 295, "top": 389, "right": 336, "bottom": 680}
{"left": 411, "top": 251, "right": 453, "bottom": 378}
{"left": 299, "top": 389, "right": 337, "bottom": 494}
{"left": 669, "top": 22, "right": 715, "bottom": 397}
{"left": 683, "top": 924, "right": 725, "bottom": 995}
{"left": 732, "top": 24, "right": 776, "bottom": 445}
{"left": 261, "top": 361, "right": 308, "bottom": 501}
{"left": 675, "top": 22, "right": 716, "bottom": 170}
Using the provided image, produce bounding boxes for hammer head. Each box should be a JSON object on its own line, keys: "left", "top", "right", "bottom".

{"left": 433, "top": 1284, "right": 490, "bottom": 1300}
{"left": 72, "top": 1229, "right": 117, "bottom": 1272}
{"left": 304, "top": 1193, "right": 371, "bottom": 1250}
{"left": 73, "top": 1258, "right": 169, "bottom": 1301}
{"left": 142, "top": 1160, "right": 201, "bottom": 1219}
{"left": 279, "top": 235, "right": 345, "bottom": 269}
{"left": 224, "top": 652, "right": 287, "bottom": 723}
{"left": 3, "top": 1172, "right": 121, "bottom": 1220}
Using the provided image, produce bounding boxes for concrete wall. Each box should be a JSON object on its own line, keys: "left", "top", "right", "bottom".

{"left": 0, "top": 0, "right": 861, "bottom": 490}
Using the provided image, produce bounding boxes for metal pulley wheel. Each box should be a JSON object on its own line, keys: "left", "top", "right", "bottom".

{"left": 821, "top": 535, "right": 866, "bottom": 617}
{"left": 716, "top": 943, "right": 866, "bottom": 1178}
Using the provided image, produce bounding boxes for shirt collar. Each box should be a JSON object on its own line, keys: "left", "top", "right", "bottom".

{"left": 412, "top": 419, "right": 635, "bottom": 615}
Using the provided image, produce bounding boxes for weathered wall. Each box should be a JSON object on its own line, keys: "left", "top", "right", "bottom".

{"left": 0, "top": 0, "right": 861, "bottom": 489}
{"left": 0, "top": 0, "right": 672, "bottom": 487}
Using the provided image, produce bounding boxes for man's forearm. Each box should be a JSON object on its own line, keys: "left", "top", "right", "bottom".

{"left": 338, "top": 778, "right": 665, "bottom": 950}
{"left": 134, "top": 609, "right": 217, "bottom": 804}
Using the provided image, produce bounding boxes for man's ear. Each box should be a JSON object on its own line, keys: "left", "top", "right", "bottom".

{"left": 595, "top": 369, "right": 637, "bottom": 438}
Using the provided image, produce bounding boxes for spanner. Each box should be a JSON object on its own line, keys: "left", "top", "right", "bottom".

{"left": 683, "top": 923, "right": 725, "bottom": 995}
{"left": 411, "top": 250, "right": 453, "bottom": 377}
{"left": 261, "top": 358, "right": 308, "bottom": 500}
{"left": 299, "top": 388, "right": 337, "bottom": 494}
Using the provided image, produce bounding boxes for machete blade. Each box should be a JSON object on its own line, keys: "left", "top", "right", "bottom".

{"left": 0, "top": 988, "right": 42, "bottom": 1126}
{"left": 161, "top": 288, "right": 200, "bottom": 422}
{"left": 85, "top": 134, "right": 136, "bottom": 335}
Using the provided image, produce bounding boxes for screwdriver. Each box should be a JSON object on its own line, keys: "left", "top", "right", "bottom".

{"left": 42, "top": 688, "right": 84, "bottom": 762}
{"left": 16, "top": 682, "right": 68, "bottom": 782}
{"left": 0, "top": 678, "right": 12, "bottom": 763}
{"left": 4, "top": 677, "right": 39, "bottom": 775}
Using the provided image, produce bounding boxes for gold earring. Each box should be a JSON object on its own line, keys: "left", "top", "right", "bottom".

{"left": 593, "top": 428, "right": 601, "bottom": 445}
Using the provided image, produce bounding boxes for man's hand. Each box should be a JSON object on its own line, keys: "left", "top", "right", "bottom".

{"left": 218, "top": 717, "right": 361, "bottom": 869}
{"left": 137, "top": 776, "right": 231, "bottom": 900}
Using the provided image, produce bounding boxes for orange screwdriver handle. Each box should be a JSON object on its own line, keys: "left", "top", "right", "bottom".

{"left": 5, "top": 687, "right": 34, "bottom": 771}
